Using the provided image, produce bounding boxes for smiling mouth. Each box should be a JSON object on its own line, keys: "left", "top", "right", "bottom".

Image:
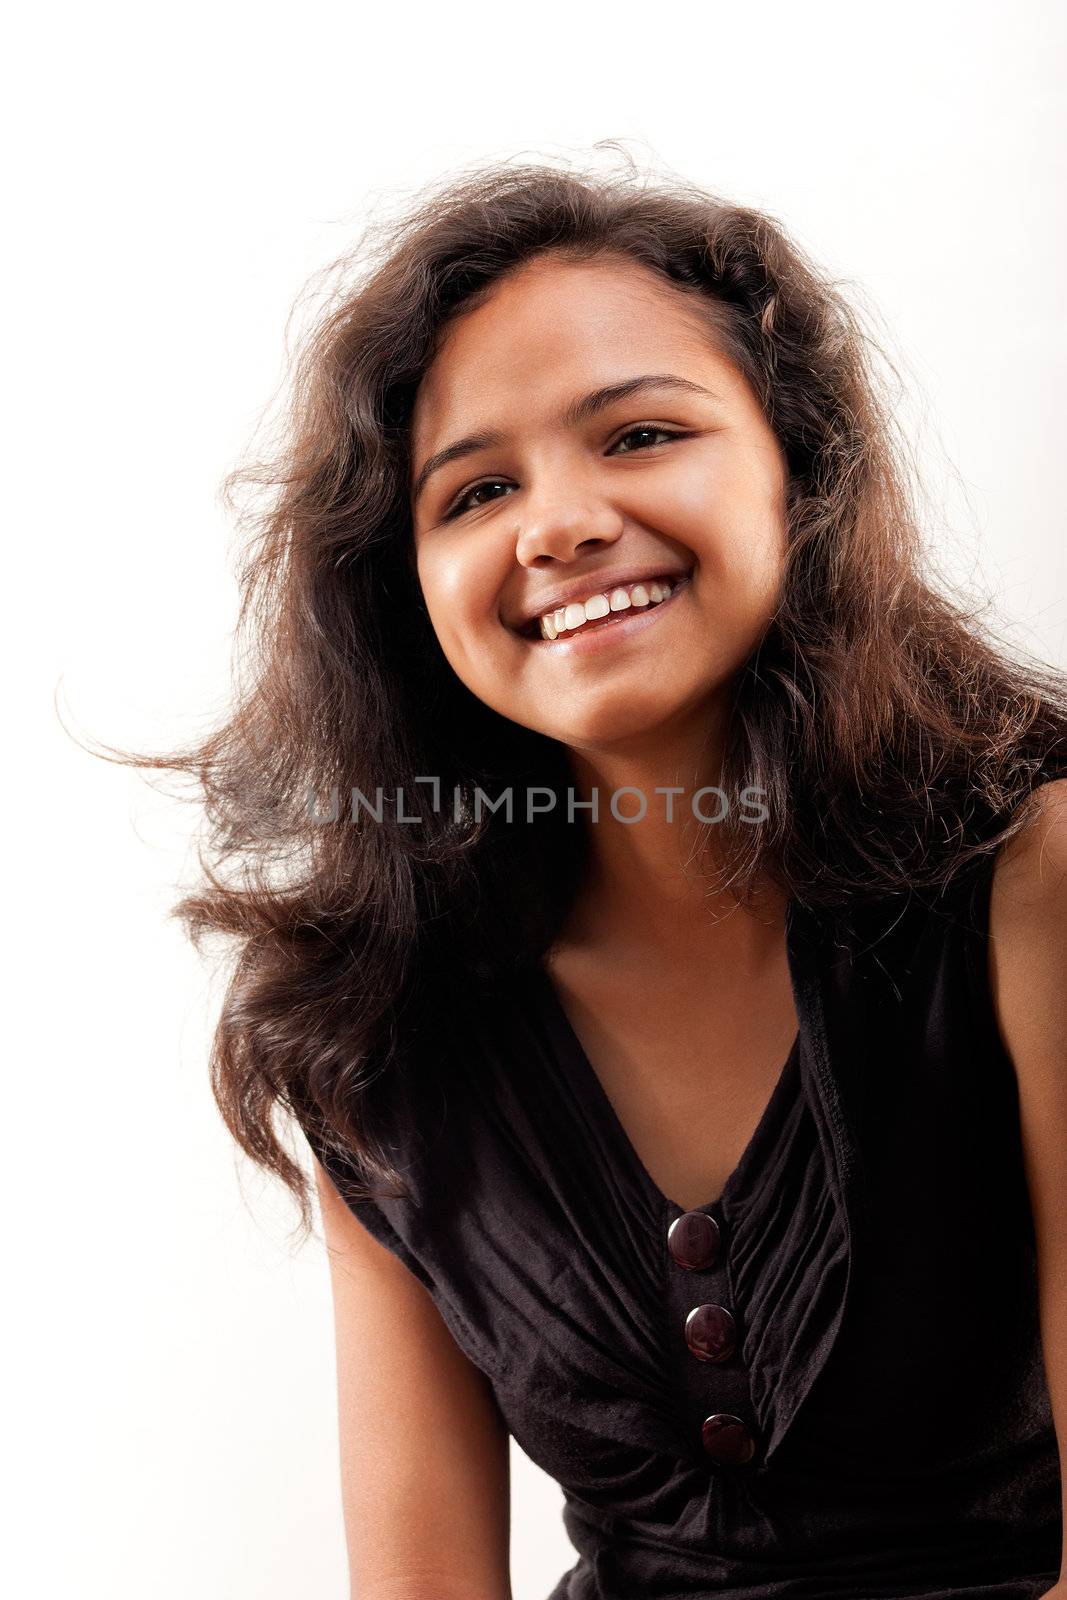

{"left": 514, "top": 569, "right": 694, "bottom": 643}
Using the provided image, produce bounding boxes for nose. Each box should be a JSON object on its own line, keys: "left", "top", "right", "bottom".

{"left": 513, "top": 494, "right": 625, "bottom": 569}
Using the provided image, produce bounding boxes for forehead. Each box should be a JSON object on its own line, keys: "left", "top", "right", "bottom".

{"left": 411, "top": 255, "right": 730, "bottom": 450}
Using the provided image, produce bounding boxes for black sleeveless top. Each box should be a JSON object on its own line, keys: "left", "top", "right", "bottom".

{"left": 304, "top": 852, "right": 1063, "bottom": 1598}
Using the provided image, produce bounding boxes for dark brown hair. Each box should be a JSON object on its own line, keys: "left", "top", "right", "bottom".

{"left": 89, "top": 152, "right": 1067, "bottom": 1238}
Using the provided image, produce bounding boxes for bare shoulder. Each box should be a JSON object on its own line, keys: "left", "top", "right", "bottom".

{"left": 987, "top": 777, "right": 1067, "bottom": 1111}
{"left": 986, "top": 786, "right": 1067, "bottom": 1475}
{"left": 990, "top": 777, "right": 1067, "bottom": 912}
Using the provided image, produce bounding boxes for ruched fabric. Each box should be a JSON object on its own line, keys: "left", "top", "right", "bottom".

{"left": 304, "top": 857, "right": 1062, "bottom": 1598}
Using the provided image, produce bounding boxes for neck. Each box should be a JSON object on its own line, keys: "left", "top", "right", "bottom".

{"left": 559, "top": 703, "right": 780, "bottom": 950}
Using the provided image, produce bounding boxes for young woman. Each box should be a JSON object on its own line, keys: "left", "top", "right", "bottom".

{"left": 134, "top": 159, "right": 1067, "bottom": 1597}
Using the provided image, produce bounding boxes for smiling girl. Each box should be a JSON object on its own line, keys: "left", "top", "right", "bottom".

{"left": 138, "top": 158, "right": 1067, "bottom": 1597}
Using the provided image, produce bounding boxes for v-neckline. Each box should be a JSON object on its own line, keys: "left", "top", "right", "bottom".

{"left": 529, "top": 896, "right": 806, "bottom": 1218}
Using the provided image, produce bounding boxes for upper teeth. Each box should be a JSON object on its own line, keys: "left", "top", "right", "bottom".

{"left": 538, "top": 577, "right": 681, "bottom": 641}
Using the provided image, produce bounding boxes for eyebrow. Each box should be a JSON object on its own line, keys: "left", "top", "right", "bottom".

{"left": 411, "top": 373, "right": 721, "bottom": 509}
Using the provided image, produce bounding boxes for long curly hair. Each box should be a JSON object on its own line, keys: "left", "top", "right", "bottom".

{"left": 89, "top": 152, "right": 1067, "bottom": 1237}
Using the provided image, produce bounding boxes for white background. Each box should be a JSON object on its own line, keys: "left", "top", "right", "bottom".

{"left": 8, "top": 2, "right": 1065, "bottom": 1596}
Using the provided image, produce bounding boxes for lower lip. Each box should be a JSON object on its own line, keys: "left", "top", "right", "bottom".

{"left": 523, "top": 575, "right": 692, "bottom": 657}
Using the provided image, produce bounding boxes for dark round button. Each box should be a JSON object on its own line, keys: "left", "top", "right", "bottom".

{"left": 684, "top": 1303, "right": 738, "bottom": 1363}
{"left": 666, "top": 1210, "right": 721, "bottom": 1271}
{"left": 701, "top": 1413, "right": 757, "bottom": 1465}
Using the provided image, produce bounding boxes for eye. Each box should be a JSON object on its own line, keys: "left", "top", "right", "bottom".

{"left": 440, "top": 425, "right": 688, "bottom": 521}
{"left": 442, "top": 479, "right": 515, "bottom": 521}
{"left": 611, "top": 424, "right": 686, "bottom": 455}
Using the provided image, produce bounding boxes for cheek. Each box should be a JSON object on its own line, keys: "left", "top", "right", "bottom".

{"left": 416, "top": 546, "right": 508, "bottom": 676}
{"left": 679, "top": 457, "right": 787, "bottom": 596}
{"left": 633, "top": 441, "right": 785, "bottom": 559}
{"left": 711, "top": 530, "right": 786, "bottom": 630}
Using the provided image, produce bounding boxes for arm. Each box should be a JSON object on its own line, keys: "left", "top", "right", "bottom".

{"left": 988, "top": 778, "right": 1067, "bottom": 1594}
{"left": 312, "top": 1154, "right": 514, "bottom": 1600}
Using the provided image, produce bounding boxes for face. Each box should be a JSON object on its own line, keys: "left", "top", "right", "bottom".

{"left": 409, "top": 253, "right": 789, "bottom": 757}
